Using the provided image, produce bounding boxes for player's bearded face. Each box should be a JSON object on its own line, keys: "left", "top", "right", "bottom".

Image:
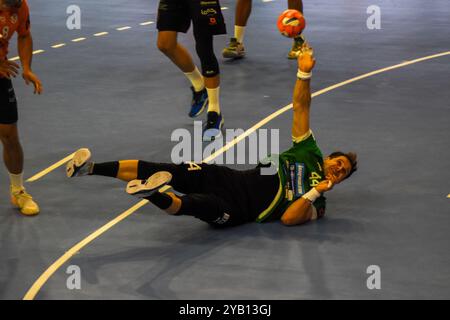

{"left": 323, "top": 156, "right": 351, "bottom": 184}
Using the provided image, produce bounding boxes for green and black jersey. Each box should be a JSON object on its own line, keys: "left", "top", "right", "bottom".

{"left": 256, "top": 130, "right": 327, "bottom": 222}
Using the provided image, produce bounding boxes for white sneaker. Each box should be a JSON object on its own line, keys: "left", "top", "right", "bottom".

{"left": 66, "top": 148, "right": 92, "bottom": 178}
{"left": 126, "top": 171, "right": 173, "bottom": 198}
{"left": 10, "top": 187, "right": 40, "bottom": 216}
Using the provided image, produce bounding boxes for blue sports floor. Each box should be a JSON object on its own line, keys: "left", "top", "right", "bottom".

{"left": 0, "top": 0, "right": 449, "bottom": 299}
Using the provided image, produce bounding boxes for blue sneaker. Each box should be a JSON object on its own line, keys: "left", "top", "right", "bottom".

{"left": 203, "top": 111, "right": 224, "bottom": 141}
{"left": 189, "top": 87, "right": 208, "bottom": 118}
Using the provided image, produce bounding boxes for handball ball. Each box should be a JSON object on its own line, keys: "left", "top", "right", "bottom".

{"left": 277, "top": 9, "right": 306, "bottom": 38}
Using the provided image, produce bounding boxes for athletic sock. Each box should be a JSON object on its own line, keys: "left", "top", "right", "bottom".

{"left": 206, "top": 86, "right": 220, "bottom": 114}
{"left": 235, "top": 26, "right": 246, "bottom": 44}
{"left": 145, "top": 192, "right": 174, "bottom": 210}
{"left": 9, "top": 172, "right": 24, "bottom": 193}
{"left": 90, "top": 162, "right": 119, "bottom": 178}
{"left": 184, "top": 66, "right": 205, "bottom": 92}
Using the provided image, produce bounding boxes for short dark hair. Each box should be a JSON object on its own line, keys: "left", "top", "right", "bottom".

{"left": 328, "top": 151, "right": 358, "bottom": 180}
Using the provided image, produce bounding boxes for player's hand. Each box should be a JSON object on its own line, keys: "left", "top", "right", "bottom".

{"left": 297, "top": 43, "right": 316, "bottom": 73}
{"left": 315, "top": 180, "right": 334, "bottom": 194}
{"left": 23, "top": 70, "right": 43, "bottom": 94}
{"left": 0, "top": 60, "right": 20, "bottom": 79}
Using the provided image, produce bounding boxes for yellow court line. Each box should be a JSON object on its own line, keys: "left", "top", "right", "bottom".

{"left": 22, "top": 51, "right": 450, "bottom": 300}
{"left": 23, "top": 200, "right": 149, "bottom": 300}
{"left": 26, "top": 153, "right": 76, "bottom": 183}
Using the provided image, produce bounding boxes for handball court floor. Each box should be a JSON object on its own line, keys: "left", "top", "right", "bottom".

{"left": 0, "top": 0, "right": 449, "bottom": 300}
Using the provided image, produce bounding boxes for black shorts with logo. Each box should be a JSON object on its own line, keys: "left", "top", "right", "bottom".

{"left": 137, "top": 162, "right": 279, "bottom": 228}
{"left": 157, "top": 0, "right": 226, "bottom": 36}
{"left": 0, "top": 78, "right": 18, "bottom": 124}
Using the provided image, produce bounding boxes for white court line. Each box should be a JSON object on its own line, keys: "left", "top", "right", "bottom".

{"left": 9, "top": 56, "right": 20, "bottom": 61}
{"left": 94, "top": 32, "right": 109, "bottom": 37}
{"left": 51, "top": 43, "right": 66, "bottom": 49}
{"left": 22, "top": 51, "right": 450, "bottom": 300}
{"left": 140, "top": 21, "right": 154, "bottom": 26}
{"left": 71, "top": 37, "right": 86, "bottom": 42}
{"left": 116, "top": 26, "right": 132, "bottom": 31}
{"left": 32, "top": 50, "right": 45, "bottom": 55}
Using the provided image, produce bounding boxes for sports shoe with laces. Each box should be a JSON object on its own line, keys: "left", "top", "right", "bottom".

{"left": 10, "top": 187, "right": 40, "bottom": 216}
{"left": 222, "top": 38, "right": 246, "bottom": 59}
{"left": 189, "top": 87, "right": 208, "bottom": 118}
{"left": 203, "top": 111, "right": 224, "bottom": 142}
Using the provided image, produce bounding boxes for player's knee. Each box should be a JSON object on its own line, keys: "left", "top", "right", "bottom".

{"left": 157, "top": 37, "right": 177, "bottom": 55}
{"left": 0, "top": 125, "right": 19, "bottom": 146}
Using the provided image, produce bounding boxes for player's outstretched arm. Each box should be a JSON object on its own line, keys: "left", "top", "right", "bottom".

{"left": 292, "top": 45, "right": 315, "bottom": 139}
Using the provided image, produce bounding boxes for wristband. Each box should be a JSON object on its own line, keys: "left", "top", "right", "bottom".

{"left": 297, "top": 69, "right": 312, "bottom": 80}
{"left": 302, "top": 188, "right": 321, "bottom": 203}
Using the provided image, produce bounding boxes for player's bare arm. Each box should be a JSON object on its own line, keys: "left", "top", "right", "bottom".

{"left": 292, "top": 45, "right": 315, "bottom": 138}
{"left": 18, "top": 32, "right": 42, "bottom": 94}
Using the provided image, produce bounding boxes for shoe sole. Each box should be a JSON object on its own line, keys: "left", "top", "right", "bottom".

{"left": 126, "top": 171, "right": 173, "bottom": 198}
{"left": 66, "top": 148, "right": 91, "bottom": 178}
{"left": 222, "top": 51, "right": 245, "bottom": 59}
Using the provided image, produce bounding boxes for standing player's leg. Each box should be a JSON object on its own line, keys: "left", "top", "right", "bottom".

{"left": 287, "top": 0, "right": 306, "bottom": 59}
{"left": 156, "top": 0, "right": 208, "bottom": 118}
{"left": 222, "top": 0, "right": 252, "bottom": 59}
{"left": 0, "top": 79, "right": 39, "bottom": 216}
{"left": 193, "top": 31, "right": 224, "bottom": 141}
{"left": 190, "top": 1, "right": 227, "bottom": 141}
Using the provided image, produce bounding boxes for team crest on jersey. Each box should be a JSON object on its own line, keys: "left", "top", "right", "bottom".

{"left": 10, "top": 14, "right": 18, "bottom": 25}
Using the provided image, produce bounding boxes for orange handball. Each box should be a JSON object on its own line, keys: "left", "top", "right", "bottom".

{"left": 277, "top": 9, "right": 306, "bottom": 38}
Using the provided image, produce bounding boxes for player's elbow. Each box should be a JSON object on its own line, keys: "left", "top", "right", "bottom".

{"left": 281, "top": 216, "right": 306, "bottom": 226}
{"left": 281, "top": 217, "right": 297, "bottom": 226}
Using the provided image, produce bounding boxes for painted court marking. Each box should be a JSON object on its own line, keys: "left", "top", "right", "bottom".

{"left": 23, "top": 51, "right": 450, "bottom": 299}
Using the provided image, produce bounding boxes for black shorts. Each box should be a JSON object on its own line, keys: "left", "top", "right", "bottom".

{"left": 157, "top": 0, "right": 226, "bottom": 36}
{"left": 0, "top": 78, "right": 18, "bottom": 124}
{"left": 137, "top": 162, "right": 280, "bottom": 227}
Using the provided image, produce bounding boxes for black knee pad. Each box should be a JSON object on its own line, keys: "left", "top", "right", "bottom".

{"left": 194, "top": 33, "right": 219, "bottom": 78}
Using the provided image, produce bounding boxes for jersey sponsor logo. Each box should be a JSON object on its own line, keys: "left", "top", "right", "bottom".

{"left": 0, "top": 16, "right": 6, "bottom": 23}
{"left": 295, "top": 163, "right": 305, "bottom": 196}
{"left": 201, "top": 8, "right": 217, "bottom": 16}
{"left": 200, "top": 1, "right": 219, "bottom": 6}
{"left": 209, "top": 17, "right": 217, "bottom": 26}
